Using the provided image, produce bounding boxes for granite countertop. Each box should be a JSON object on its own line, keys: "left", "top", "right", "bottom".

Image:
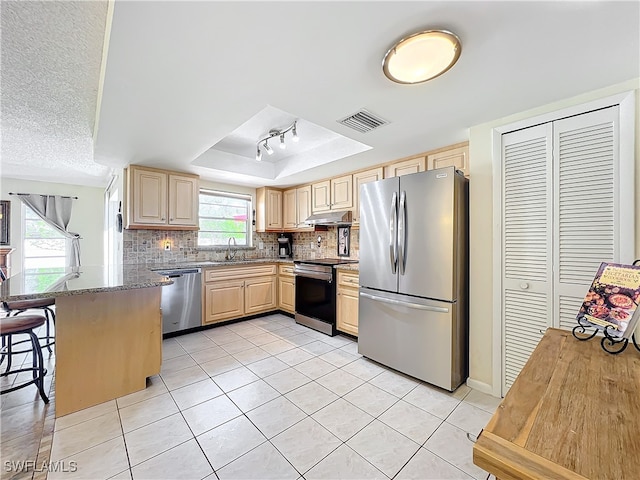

{"left": 0, "top": 258, "right": 357, "bottom": 302}
{"left": 334, "top": 264, "right": 359, "bottom": 272}
{"left": 0, "top": 265, "right": 172, "bottom": 302}
{"left": 148, "top": 258, "right": 294, "bottom": 271}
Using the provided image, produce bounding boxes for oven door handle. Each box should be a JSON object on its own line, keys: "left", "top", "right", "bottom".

{"left": 294, "top": 272, "right": 333, "bottom": 283}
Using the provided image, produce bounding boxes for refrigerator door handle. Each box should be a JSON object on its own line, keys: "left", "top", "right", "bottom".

{"left": 390, "top": 192, "right": 398, "bottom": 274}
{"left": 398, "top": 190, "right": 407, "bottom": 275}
{"left": 360, "top": 292, "right": 449, "bottom": 313}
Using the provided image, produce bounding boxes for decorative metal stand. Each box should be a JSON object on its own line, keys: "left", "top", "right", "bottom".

{"left": 572, "top": 320, "right": 640, "bottom": 355}
{"left": 572, "top": 259, "right": 640, "bottom": 355}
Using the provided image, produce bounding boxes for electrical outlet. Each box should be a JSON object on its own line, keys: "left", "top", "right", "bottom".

{"left": 258, "top": 242, "right": 264, "bottom": 250}
{"left": 164, "top": 241, "right": 171, "bottom": 251}
{"left": 310, "top": 242, "right": 315, "bottom": 250}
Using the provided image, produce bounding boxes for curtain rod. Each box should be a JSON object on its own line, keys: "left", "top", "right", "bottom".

{"left": 9, "top": 192, "right": 78, "bottom": 199}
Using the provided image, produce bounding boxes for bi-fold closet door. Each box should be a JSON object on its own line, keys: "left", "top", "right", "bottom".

{"left": 500, "top": 106, "right": 630, "bottom": 393}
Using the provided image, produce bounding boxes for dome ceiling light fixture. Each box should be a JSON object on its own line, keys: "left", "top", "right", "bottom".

{"left": 256, "top": 121, "right": 299, "bottom": 161}
{"left": 382, "top": 29, "right": 461, "bottom": 84}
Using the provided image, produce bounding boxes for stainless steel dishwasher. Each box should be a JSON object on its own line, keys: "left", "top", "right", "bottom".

{"left": 156, "top": 268, "right": 202, "bottom": 334}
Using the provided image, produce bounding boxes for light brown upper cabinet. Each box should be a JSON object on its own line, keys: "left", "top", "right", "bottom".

{"left": 383, "top": 155, "right": 426, "bottom": 178}
{"left": 352, "top": 167, "right": 383, "bottom": 227}
{"left": 282, "top": 186, "right": 313, "bottom": 232}
{"left": 295, "top": 185, "right": 313, "bottom": 230}
{"left": 311, "top": 174, "right": 353, "bottom": 214}
{"left": 427, "top": 143, "right": 469, "bottom": 177}
{"left": 126, "top": 165, "right": 199, "bottom": 230}
{"left": 256, "top": 187, "right": 283, "bottom": 232}
{"left": 283, "top": 188, "right": 297, "bottom": 230}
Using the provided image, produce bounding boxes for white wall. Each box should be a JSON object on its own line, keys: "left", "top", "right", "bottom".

{"left": 468, "top": 78, "right": 640, "bottom": 394}
{"left": 0, "top": 178, "right": 105, "bottom": 273}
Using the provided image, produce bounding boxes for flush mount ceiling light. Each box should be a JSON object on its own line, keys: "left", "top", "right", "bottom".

{"left": 382, "top": 29, "right": 461, "bottom": 84}
{"left": 256, "top": 121, "right": 299, "bottom": 161}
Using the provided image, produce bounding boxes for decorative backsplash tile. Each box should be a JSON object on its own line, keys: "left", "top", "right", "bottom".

{"left": 123, "top": 227, "right": 359, "bottom": 264}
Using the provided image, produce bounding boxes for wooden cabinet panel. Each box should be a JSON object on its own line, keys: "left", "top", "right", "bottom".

{"left": 278, "top": 264, "right": 294, "bottom": 276}
{"left": 384, "top": 156, "right": 426, "bottom": 178}
{"left": 204, "top": 264, "right": 276, "bottom": 282}
{"left": 168, "top": 174, "right": 199, "bottom": 226}
{"left": 256, "top": 187, "right": 283, "bottom": 232}
{"left": 427, "top": 144, "right": 469, "bottom": 177}
{"left": 282, "top": 186, "right": 313, "bottom": 232}
{"left": 267, "top": 189, "right": 283, "bottom": 229}
{"left": 283, "top": 189, "right": 297, "bottom": 229}
{"left": 352, "top": 168, "right": 383, "bottom": 226}
{"left": 312, "top": 176, "right": 353, "bottom": 214}
{"left": 337, "top": 270, "right": 359, "bottom": 336}
{"left": 245, "top": 276, "right": 276, "bottom": 314}
{"left": 203, "top": 264, "right": 278, "bottom": 324}
{"left": 331, "top": 174, "right": 353, "bottom": 210}
{"left": 278, "top": 277, "right": 295, "bottom": 313}
{"left": 204, "top": 279, "right": 244, "bottom": 324}
{"left": 132, "top": 168, "right": 167, "bottom": 225}
{"left": 127, "top": 165, "right": 199, "bottom": 229}
{"left": 296, "top": 185, "right": 313, "bottom": 230}
{"left": 278, "top": 263, "right": 295, "bottom": 314}
{"left": 312, "top": 180, "right": 331, "bottom": 213}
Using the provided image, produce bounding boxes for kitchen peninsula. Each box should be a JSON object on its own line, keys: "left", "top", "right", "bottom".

{"left": 0, "top": 266, "right": 171, "bottom": 417}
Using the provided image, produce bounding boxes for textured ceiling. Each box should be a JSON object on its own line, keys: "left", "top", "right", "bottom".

{"left": 0, "top": 0, "right": 110, "bottom": 187}
{"left": 1, "top": 1, "right": 639, "bottom": 189}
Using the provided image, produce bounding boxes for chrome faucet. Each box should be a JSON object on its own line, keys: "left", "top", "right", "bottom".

{"left": 226, "top": 237, "right": 237, "bottom": 261}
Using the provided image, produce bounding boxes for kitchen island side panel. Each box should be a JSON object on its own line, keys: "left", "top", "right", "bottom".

{"left": 54, "top": 287, "right": 162, "bottom": 417}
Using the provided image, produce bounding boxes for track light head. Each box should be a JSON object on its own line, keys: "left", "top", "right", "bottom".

{"left": 292, "top": 122, "right": 299, "bottom": 142}
{"left": 256, "top": 146, "right": 262, "bottom": 161}
{"left": 280, "top": 133, "right": 286, "bottom": 149}
{"left": 263, "top": 141, "right": 274, "bottom": 155}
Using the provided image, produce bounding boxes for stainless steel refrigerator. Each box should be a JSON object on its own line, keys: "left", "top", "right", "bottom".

{"left": 358, "top": 166, "right": 468, "bottom": 391}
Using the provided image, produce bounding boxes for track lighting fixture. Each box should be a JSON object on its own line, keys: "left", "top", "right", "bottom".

{"left": 255, "top": 121, "right": 299, "bottom": 160}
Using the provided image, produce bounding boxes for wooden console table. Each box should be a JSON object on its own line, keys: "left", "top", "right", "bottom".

{"left": 473, "top": 328, "right": 640, "bottom": 479}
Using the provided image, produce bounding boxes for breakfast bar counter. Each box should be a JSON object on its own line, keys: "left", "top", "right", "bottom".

{"left": 473, "top": 328, "right": 640, "bottom": 480}
{"left": 0, "top": 266, "right": 171, "bottom": 417}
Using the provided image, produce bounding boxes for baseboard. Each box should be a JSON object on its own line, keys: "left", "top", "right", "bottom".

{"left": 466, "top": 377, "right": 497, "bottom": 396}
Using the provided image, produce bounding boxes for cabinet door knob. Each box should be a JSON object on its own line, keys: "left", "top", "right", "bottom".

{"left": 170, "top": 218, "right": 173, "bottom": 221}
{"left": 520, "top": 283, "right": 529, "bottom": 290}
{"left": 161, "top": 217, "right": 166, "bottom": 221}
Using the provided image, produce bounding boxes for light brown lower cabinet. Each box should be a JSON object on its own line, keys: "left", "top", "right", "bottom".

{"left": 337, "top": 270, "right": 359, "bottom": 336}
{"left": 278, "top": 264, "right": 295, "bottom": 314}
{"left": 203, "top": 264, "right": 277, "bottom": 324}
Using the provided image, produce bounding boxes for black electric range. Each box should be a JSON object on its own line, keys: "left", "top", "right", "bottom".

{"left": 293, "top": 259, "right": 358, "bottom": 336}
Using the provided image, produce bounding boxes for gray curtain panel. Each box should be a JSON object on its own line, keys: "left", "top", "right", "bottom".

{"left": 18, "top": 194, "right": 81, "bottom": 267}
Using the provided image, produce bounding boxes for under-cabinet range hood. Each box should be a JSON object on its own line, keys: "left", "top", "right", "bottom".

{"left": 304, "top": 210, "right": 352, "bottom": 226}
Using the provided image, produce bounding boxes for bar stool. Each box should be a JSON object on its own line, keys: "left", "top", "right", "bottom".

{"left": 0, "top": 270, "right": 55, "bottom": 359}
{"left": 0, "top": 314, "right": 50, "bottom": 403}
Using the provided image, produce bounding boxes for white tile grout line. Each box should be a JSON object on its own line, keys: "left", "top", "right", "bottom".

{"left": 7, "top": 317, "right": 484, "bottom": 480}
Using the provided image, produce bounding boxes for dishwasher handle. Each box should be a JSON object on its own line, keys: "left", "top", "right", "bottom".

{"left": 157, "top": 268, "right": 201, "bottom": 277}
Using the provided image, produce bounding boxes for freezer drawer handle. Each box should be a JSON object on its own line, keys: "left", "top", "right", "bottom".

{"left": 359, "top": 292, "right": 449, "bottom": 313}
{"left": 390, "top": 192, "right": 398, "bottom": 274}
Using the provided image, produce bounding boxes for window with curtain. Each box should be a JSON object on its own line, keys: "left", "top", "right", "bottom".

{"left": 198, "top": 190, "right": 251, "bottom": 246}
{"left": 23, "top": 205, "right": 68, "bottom": 270}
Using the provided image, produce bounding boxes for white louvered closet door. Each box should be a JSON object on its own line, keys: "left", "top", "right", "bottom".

{"left": 501, "top": 124, "right": 553, "bottom": 391}
{"left": 553, "top": 107, "right": 620, "bottom": 331}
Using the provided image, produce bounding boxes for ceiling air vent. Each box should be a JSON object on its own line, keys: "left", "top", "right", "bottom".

{"left": 338, "top": 109, "right": 389, "bottom": 133}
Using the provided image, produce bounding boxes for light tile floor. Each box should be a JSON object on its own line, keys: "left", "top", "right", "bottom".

{"left": 1, "top": 314, "right": 502, "bottom": 480}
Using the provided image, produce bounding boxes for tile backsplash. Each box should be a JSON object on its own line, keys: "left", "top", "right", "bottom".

{"left": 123, "top": 227, "right": 359, "bottom": 264}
